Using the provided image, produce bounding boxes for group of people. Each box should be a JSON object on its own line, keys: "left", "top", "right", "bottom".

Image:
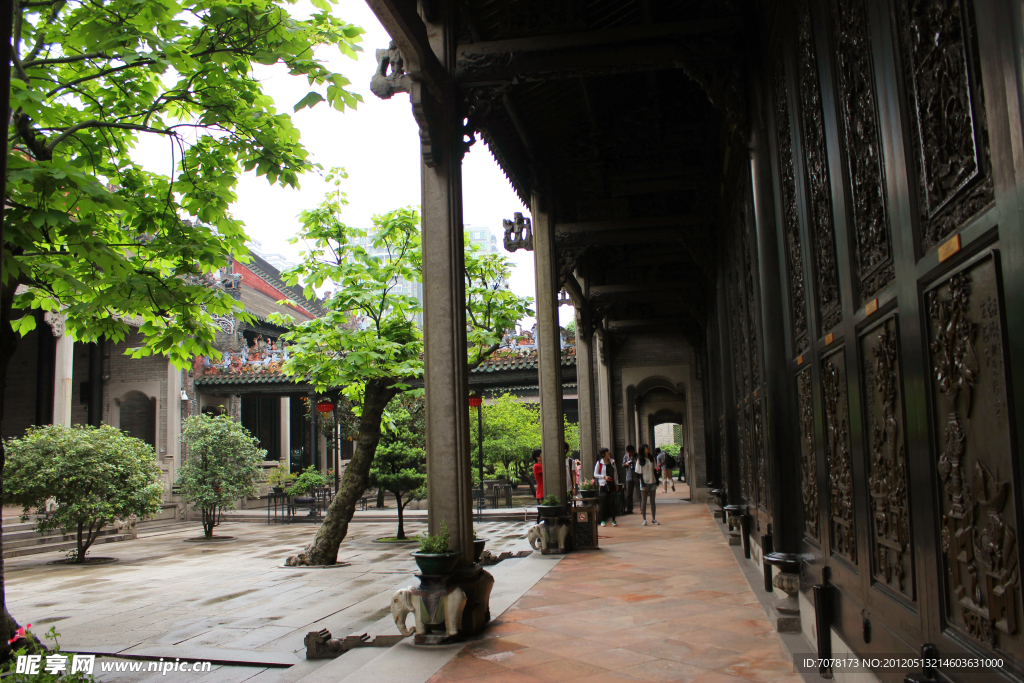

{"left": 532, "top": 444, "right": 684, "bottom": 529}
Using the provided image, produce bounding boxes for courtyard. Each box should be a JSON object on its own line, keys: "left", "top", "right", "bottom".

{"left": 6, "top": 493, "right": 811, "bottom": 683}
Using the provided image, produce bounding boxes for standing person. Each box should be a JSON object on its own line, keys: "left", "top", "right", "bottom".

{"left": 532, "top": 449, "right": 544, "bottom": 523}
{"left": 656, "top": 447, "right": 676, "bottom": 493}
{"left": 677, "top": 446, "right": 686, "bottom": 482}
{"left": 594, "top": 447, "right": 619, "bottom": 526}
{"left": 635, "top": 444, "right": 659, "bottom": 525}
{"left": 532, "top": 450, "right": 544, "bottom": 501}
{"left": 622, "top": 445, "right": 636, "bottom": 514}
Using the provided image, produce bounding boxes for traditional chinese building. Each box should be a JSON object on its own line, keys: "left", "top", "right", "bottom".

{"left": 363, "top": 0, "right": 1024, "bottom": 679}
{"left": 1, "top": 251, "right": 328, "bottom": 518}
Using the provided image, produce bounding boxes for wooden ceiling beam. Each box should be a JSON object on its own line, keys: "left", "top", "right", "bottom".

{"left": 454, "top": 19, "right": 740, "bottom": 86}
{"left": 557, "top": 215, "right": 708, "bottom": 233}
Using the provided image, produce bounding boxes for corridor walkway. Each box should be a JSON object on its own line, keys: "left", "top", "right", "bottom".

{"left": 429, "top": 494, "right": 803, "bottom": 683}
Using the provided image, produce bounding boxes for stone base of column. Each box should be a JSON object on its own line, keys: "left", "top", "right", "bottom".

{"left": 728, "top": 533, "right": 742, "bottom": 546}
{"left": 712, "top": 508, "right": 725, "bottom": 522}
{"left": 772, "top": 606, "right": 802, "bottom": 633}
{"left": 408, "top": 565, "right": 495, "bottom": 645}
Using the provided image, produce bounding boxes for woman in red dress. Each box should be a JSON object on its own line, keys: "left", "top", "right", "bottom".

{"left": 531, "top": 449, "right": 543, "bottom": 500}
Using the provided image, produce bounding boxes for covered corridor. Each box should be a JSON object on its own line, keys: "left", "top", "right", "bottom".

{"left": 430, "top": 496, "right": 803, "bottom": 683}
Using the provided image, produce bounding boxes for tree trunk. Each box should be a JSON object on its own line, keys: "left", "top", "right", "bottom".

{"left": 395, "top": 494, "right": 406, "bottom": 540}
{"left": 203, "top": 508, "right": 215, "bottom": 539}
{"left": 0, "top": 280, "right": 29, "bottom": 657}
{"left": 375, "top": 488, "right": 385, "bottom": 508}
{"left": 287, "top": 380, "right": 399, "bottom": 566}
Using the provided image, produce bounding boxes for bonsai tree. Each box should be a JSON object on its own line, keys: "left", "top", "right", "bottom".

{"left": 176, "top": 414, "right": 265, "bottom": 539}
{"left": 288, "top": 468, "right": 328, "bottom": 496}
{"left": 4, "top": 425, "right": 163, "bottom": 563}
{"left": 266, "top": 466, "right": 296, "bottom": 491}
{"left": 369, "top": 396, "right": 427, "bottom": 540}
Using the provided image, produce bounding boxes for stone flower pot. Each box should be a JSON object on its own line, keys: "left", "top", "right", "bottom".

{"left": 473, "top": 538, "right": 488, "bottom": 563}
{"left": 537, "top": 504, "right": 563, "bottom": 520}
{"left": 412, "top": 551, "right": 461, "bottom": 576}
{"left": 580, "top": 490, "right": 599, "bottom": 500}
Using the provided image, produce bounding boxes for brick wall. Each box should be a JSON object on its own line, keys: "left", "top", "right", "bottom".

{"left": 104, "top": 332, "right": 169, "bottom": 456}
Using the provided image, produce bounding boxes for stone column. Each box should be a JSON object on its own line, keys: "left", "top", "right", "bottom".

{"left": 166, "top": 364, "right": 182, "bottom": 464}
{"left": 280, "top": 397, "right": 291, "bottom": 472}
{"left": 422, "top": 152, "right": 474, "bottom": 564}
{"left": 531, "top": 193, "right": 566, "bottom": 501}
{"left": 575, "top": 312, "right": 598, "bottom": 476}
{"left": 596, "top": 330, "right": 614, "bottom": 451}
{"left": 51, "top": 318, "right": 73, "bottom": 428}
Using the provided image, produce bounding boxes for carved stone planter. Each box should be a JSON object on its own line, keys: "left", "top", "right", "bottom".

{"left": 723, "top": 504, "right": 743, "bottom": 546}
{"left": 392, "top": 565, "right": 495, "bottom": 644}
{"left": 764, "top": 552, "right": 802, "bottom": 633}
{"left": 528, "top": 506, "right": 570, "bottom": 555}
{"left": 472, "top": 538, "right": 487, "bottom": 563}
{"left": 412, "top": 552, "right": 461, "bottom": 576}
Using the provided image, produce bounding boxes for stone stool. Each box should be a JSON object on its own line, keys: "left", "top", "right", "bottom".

{"left": 710, "top": 488, "right": 727, "bottom": 521}
{"left": 764, "top": 552, "right": 802, "bottom": 633}
{"left": 722, "top": 504, "right": 743, "bottom": 546}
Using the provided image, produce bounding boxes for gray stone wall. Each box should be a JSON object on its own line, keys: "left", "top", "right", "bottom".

{"left": 105, "top": 332, "right": 170, "bottom": 457}
{"left": 2, "top": 325, "right": 39, "bottom": 440}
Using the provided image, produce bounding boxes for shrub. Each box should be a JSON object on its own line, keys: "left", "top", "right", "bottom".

{"left": 176, "top": 414, "right": 265, "bottom": 539}
{"left": 288, "top": 467, "right": 328, "bottom": 496}
{"left": 418, "top": 521, "right": 450, "bottom": 554}
{"left": 540, "top": 495, "right": 561, "bottom": 506}
{"left": 4, "top": 425, "right": 163, "bottom": 562}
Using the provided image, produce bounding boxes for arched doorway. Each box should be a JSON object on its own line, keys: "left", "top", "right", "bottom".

{"left": 119, "top": 390, "right": 156, "bottom": 448}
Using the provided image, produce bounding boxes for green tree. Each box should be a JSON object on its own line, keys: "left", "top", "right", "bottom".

{"left": 271, "top": 176, "right": 531, "bottom": 565}
{"left": 176, "top": 414, "right": 266, "bottom": 539}
{"left": 370, "top": 394, "right": 426, "bottom": 540}
{"left": 4, "top": 425, "right": 163, "bottom": 562}
{"left": 0, "top": 0, "right": 363, "bottom": 646}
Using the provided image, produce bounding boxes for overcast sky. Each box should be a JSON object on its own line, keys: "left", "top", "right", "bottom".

{"left": 132, "top": 0, "right": 571, "bottom": 327}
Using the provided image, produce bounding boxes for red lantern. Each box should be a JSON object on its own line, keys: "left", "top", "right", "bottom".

{"left": 467, "top": 394, "right": 482, "bottom": 408}
{"left": 316, "top": 401, "right": 334, "bottom": 413}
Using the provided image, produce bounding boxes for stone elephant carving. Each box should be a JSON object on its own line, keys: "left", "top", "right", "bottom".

{"left": 527, "top": 524, "right": 546, "bottom": 550}
{"left": 554, "top": 523, "right": 569, "bottom": 551}
{"left": 391, "top": 587, "right": 424, "bottom": 637}
{"left": 392, "top": 586, "right": 467, "bottom": 638}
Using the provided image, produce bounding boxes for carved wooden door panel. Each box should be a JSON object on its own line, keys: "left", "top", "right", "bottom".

{"left": 923, "top": 251, "right": 1023, "bottom": 673}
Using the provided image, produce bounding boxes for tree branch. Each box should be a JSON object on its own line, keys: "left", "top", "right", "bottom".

{"left": 46, "top": 120, "right": 174, "bottom": 153}
{"left": 22, "top": 50, "right": 109, "bottom": 68}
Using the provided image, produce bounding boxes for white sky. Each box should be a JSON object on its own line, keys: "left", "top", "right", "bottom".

{"left": 131, "top": 0, "right": 572, "bottom": 327}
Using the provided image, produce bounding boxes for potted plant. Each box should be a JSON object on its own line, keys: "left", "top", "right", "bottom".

{"left": 537, "top": 494, "right": 563, "bottom": 520}
{"left": 412, "top": 521, "right": 461, "bottom": 575}
{"left": 580, "top": 480, "right": 599, "bottom": 499}
{"left": 472, "top": 528, "right": 487, "bottom": 563}
{"left": 288, "top": 468, "right": 327, "bottom": 497}
{"left": 267, "top": 467, "right": 295, "bottom": 494}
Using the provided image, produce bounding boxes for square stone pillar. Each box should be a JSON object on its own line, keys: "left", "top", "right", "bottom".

{"left": 422, "top": 154, "right": 474, "bottom": 565}
{"left": 596, "top": 329, "right": 614, "bottom": 452}
{"left": 575, "top": 312, "right": 598, "bottom": 477}
{"left": 279, "top": 397, "right": 291, "bottom": 472}
{"left": 531, "top": 193, "right": 566, "bottom": 502}
{"left": 52, "top": 326, "right": 74, "bottom": 428}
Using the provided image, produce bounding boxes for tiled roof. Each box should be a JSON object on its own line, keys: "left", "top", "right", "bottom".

{"left": 471, "top": 348, "right": 576, "bottom": 373}
{"left": 245, "top": 253, "right": 326, "bottom": 318}
{"left": 195, "top": 372, "right": 303, "bottom": 386}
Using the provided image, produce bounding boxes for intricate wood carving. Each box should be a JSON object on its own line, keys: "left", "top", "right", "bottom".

{"left": 742, "top": 407, "right": 754, "bottom": 506}
{"left": 830, "top": 0, "right": 894, "bottom": 301}
{"left": 797, "top": 368, "right": 819, "bottom": 541}
{"left": 772, "top": 57, "right": 809, "bottom": 355}
{"left": 823, "top": 351, "right": 857, "bottom": 564}
{"left": 740, "top": 195, "right": 761, "bottom": 389}
{"left": 753, "top": 400, "right": 767, "bottom": 513}
{"left": 862, "top": 318, "right": 912, "bottom": 596}
{"left": 928, "top": 257, "right": 1021, "bottom": 653}
{"left": 796, "top": 0, "right": 842, "bottom": 334}
{"left": 896, "top": 0, "right": 994, "bottom": 252}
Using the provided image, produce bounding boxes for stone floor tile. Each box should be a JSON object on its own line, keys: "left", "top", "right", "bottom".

{"left": 480, "top": 648, "right": 563, "bottom": 670}
{"left": 516, "top": 657, "right": 610, "bottom": 682}
{"left": 562, "top": 646, "right": 659, "bottom": 670}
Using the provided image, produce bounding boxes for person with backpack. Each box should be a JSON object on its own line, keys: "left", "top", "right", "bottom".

{"left": 594, "top": 447, "right": 619, "bottom": 526}
{"left": 635, "top": 444, "right": 659, "bottom": 525}
{"left": 656, "top": 447, "right": 676, "bottom": 493}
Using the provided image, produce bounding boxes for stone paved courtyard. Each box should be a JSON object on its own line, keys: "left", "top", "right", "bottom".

{"left": 7, "top": 491, "right": 813, "bottom": 683}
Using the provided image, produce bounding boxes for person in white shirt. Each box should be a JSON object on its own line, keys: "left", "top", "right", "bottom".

{"left": 635, "top": 444, "right": 659, "bottom": 525}
{"left": 594, "top": 447, "right": 619, "bottom": 527}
